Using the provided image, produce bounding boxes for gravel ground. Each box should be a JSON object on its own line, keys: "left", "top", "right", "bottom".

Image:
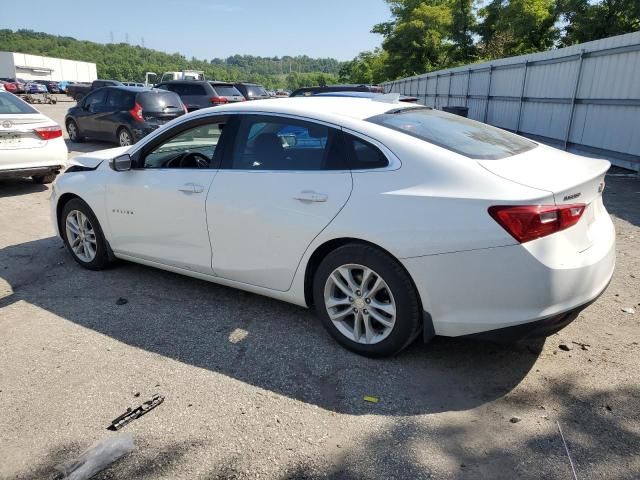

{"left": 0, "top": 103, "right": 639, "bottom": 479}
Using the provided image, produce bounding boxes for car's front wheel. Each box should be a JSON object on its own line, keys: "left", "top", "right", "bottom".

{"left": 61, "top": 198, "right": 111, "bottom": 270}
{"left": 313, "top": 244, "right": 422, "bottom": 357}
{"left": 66, "top": 119, "right": 84, "bottom": 143}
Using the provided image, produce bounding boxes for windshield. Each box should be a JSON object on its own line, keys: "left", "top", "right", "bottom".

{"left": 0, "top": 92, "right": 38, "bottom": 114}
{"left": 368, "top": 107, "right": 536, "bottom": 160}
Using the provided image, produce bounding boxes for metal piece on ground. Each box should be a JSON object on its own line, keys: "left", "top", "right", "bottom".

{"left": 108, "top": 394, "right": 164, "bottom": 431}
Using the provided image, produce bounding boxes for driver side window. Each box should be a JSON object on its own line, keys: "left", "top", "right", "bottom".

{"left": 143, "top": 121, "right": 226, "bottom": 169}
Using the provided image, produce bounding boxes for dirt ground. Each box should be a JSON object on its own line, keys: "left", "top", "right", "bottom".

{"left": 0, "top": 103, "right": 639, "bottom": 479}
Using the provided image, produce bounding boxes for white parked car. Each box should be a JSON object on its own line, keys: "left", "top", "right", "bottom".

{"left": 0, "top": 91, "right": 68, "bottom": 183}
{"left": 50, "top": 97, "right": 615, "bottom": 357}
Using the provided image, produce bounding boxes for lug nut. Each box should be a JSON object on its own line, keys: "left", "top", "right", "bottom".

{"left": 356, "top": 290, "right": 362, "bottom": 297}
{"left": 353, "top": 308, "right": 358, "bottom": 313}
{"left": 363, "top": 309, "right": 369, "bottom": 315}
{"left": 349, "top": 297, "right": 354, "bottom": 302}
{"left": 365, "top": 298, "right": 371, "bottom": 304}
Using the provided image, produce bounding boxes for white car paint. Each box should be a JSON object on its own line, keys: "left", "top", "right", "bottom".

{"left": 0, "top": 92, "right": 68, "bottom": 177}
{"left": 50, "top": 97, "right": 615, "bottom": 339}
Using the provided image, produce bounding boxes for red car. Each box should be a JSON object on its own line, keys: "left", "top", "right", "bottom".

{"left": 0, "top": 77, "right": 25, "bottom": 93}
{"left": 0, "top": 81, "right": 19, "bottom": 94}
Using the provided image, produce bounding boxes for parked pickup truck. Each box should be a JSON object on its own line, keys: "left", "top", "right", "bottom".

{"left": 66, "top": 80, "right": 123, "bottom": 102}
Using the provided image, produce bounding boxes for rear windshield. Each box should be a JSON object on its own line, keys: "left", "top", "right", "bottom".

{"left": 367, "top": 107, "right": 536, "bottom": 160}
{"left": 246, "top": 85, "right": 268, "bottom": 97}
{"left": 0, "top": 92, "right": 38, "bottom": 114}
{"left": 211, "top": 85, "right": 242, "bottom": 97}
{"left": 137, "top": 91, "right": 183, "bottom": 111}
{"left": 171, "top": 84, "right": 207, "bottom": 96}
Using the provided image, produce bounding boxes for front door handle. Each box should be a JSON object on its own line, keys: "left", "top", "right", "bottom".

{"left": 293, "top": 190, "right": 328, "bottom": 202}
{"left": 178, "top": 183, "right": 204, "bottom": 194}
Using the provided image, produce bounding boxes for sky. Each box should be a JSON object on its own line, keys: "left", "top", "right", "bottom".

{"left": 2, "top": 0, "right": 392, "bottom": 61}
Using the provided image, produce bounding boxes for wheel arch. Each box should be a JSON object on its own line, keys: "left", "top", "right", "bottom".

{"left": 303, "top": 237, "right": 423, "bottom": 314}
{"left": 56, "top": 192, "right": 82, "bottom": 234}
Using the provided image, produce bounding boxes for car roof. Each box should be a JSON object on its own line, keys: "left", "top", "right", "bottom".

{"left": 197, "top": 96, "right": 417, "bottom": 123}
{"left": 157, "top": 80, "right": 209, "bottom": 85}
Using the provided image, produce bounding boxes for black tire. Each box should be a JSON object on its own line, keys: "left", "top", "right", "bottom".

{"left": 312, "top": 244, "right": 422, "bottom": 358}
{"left": 32, "top": 173, "right": 57, "bottom": 184}
{"left": 66, "top": 119, "right": 84, "bottom": 143}
{"left": 61, "top": 198, "right": 111, "bottom": 270}
{"left": 117, "top": 127, "right": 134, "bottom": 147}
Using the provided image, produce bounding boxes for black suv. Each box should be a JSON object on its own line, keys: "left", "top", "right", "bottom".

{"left": 65, "top": 87, "right": 186, "bottom": 147}
{"left": 234, "top": 82, "right": 270, "bottom": 101}
{"left": 155, "top": 80, "right": 245, "bottom": 111}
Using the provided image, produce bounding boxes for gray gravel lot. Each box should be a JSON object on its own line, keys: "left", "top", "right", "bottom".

{"left": 0, "top": 103, "right": 639, "bottom": 479}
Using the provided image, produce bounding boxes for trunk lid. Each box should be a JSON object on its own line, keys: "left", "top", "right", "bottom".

{"left": 479, "top": 144, "right": 610, "bottom": 252}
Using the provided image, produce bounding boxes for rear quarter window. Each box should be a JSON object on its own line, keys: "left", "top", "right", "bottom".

{"left": 344, "top": 133, "right": 389, "bottom": 169}
{"left": 211, "top": 85, "right": 242, "bottom": 97}
{"left": 367, "top": 107, "right": 536, "bottom": 160}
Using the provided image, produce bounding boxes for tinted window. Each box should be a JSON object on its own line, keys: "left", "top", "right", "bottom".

{"left": 137, "top": 91, "right": 183, "bottom": 111}
{"left": 84, "top": 90, "right": 107, "bottom": 109}
{"left": 229, "top": 115, "right": 347, "bottom": 171}
{"left": 105, "top": 89, "right": 133, "bottom": 110}
{"left": 246, "top": 85, "right": 268, "bottom": 97}
{"left": 144, "top": 121, "right": 226, "bottom": 169}
{"left": 344, "top": 133, "right": 389, "bottom": 169}
{"left": 156, "top": 84, "right": 169, "bottom": 91}
{"left": 367, "top": 107, "right": 536, "bottom": 160}
{"left": 174, "top": 84, "right": 207, "bottom": 96}
{"left": 211, "top": 85, "right": 242, "bottom": 97}
{"left": 0, "top": 92, "right": 38, "bottom": 114}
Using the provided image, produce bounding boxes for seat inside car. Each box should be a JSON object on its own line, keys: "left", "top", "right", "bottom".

{"left": 254, "top": 133, "right": 286, "bottom": 168}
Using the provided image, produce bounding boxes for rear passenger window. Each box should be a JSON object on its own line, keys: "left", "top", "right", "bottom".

{"left": 228, "top": 115, "right": 348, "bottom": 171}
{"left": 105, "top": 90, "right": 133, "bottom": 110}
{"left": 176, "top": 84, "right": 206, "bottom": 96}
{"left": 344, "top": 133, "right": 389, "bottom": 169}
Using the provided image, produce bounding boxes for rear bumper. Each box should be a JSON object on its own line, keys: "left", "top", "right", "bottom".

{"left": 402, "top": 209, "right": 616, "bottom": 338}
{"left": 0, "top": 165, "right": 64, "bottom": 178}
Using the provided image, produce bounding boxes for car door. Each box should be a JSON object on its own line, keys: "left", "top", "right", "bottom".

{"left": 104, "top": 115, "right": 229, "bottom": 274}
{"left": 75, "top": 89, "right": 108, "bottom": 137}
{"left": 94, "top": 89, "right": 132, "bottom": 141}
{"left": 207, "top": 113, "right": 353, "bottom": 291}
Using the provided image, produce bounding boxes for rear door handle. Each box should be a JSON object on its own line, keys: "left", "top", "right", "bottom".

{"left": 294, "top": 190, "right": 328, "bottom": 202}
{"left": 178, "top": 183, "right": 204, "bottom": 194}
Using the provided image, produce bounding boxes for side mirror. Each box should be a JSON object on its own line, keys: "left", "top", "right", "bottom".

{"left": 110, "top": 154, "right": 132, "bottom": 172}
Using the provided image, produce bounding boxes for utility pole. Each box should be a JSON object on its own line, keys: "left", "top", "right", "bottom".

{"left": 141, "top": 37, "right": 145, "bottom": 48}
{"left": 125, "top": 32, "right": 129, "bottom": 44}
{"left": 109, "top": 31, "right": 114, "bottom": 43}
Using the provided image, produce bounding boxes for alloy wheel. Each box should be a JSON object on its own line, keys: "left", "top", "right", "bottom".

{"left": 65, "top": 210, "right": 97, "bottom": 263}
{"left": 119, "top": 130, "right": 132, "bottom": 147}
{"left": 67, "top": 122, "right": 77, "bottom": 141}
{"left": 323, "top": 264, "right": 396, "bottom": 345}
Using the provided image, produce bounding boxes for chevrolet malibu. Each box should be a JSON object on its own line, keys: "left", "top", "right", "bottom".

{"left": 49, "top": 97, "right": 615, "bottom": 357}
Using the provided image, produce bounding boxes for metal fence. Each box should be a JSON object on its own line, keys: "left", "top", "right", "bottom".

{"left": 383, "top": 31, "right": 640, "bottom": 172}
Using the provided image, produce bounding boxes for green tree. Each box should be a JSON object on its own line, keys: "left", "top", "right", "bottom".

{"left": 557, "top": 0, "right": 640, "bottom": 46}
{"left": 372, "top": 0, "right": 453, "bottom": 79}
{"left": 476, "top": 0, "right": 560, "bottom": 58}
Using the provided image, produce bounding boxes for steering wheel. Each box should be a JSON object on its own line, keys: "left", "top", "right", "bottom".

{"left": 179, "top": 151, "right": 210, "bottom": 169}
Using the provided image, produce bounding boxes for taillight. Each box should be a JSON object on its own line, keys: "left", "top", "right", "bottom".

{"left": 34, "top": 126, "right": 63, "bottom": 140}
{"left": 210, "top": 96, "right": 228, "bottom": 105}
{"left": 129, "top": 102, "right": 144, "bottom": 122}
{"left": 488, "top": 204, "right": 586, "bottom": 243}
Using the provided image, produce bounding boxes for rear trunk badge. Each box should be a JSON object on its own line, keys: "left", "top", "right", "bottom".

{"left": 563, "top": 192, "right": 581, "bottom": 201}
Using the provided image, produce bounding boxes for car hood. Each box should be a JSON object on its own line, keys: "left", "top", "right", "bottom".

{"left": 70, "top": 146, "right": 130, "bottom": 169}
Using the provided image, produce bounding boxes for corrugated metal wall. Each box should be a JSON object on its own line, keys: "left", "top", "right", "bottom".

{"left": 383, "top": 31, "right": 640, "bottom": 172}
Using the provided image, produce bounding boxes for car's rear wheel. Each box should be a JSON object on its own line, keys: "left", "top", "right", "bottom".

{"left": 32, "top": 173, "right": 57, "bottom": 184}
{"left": 61, "top": 198, "right": 110, "bottom": 270}
{"left": 66, "top": 119, "right": 84, "bottom": 143}
{"left": 313, "top": 244, "right": 422, "bottom": 357}
{"left": 118, "top": 127, "right": 133, "bottom": 147}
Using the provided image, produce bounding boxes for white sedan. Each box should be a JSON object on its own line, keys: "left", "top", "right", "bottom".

{"left": 0, "top": 91, "right": 68, "bottom": 183}
{"left": 49, "top": 96, "right": 615, "bottom": 357}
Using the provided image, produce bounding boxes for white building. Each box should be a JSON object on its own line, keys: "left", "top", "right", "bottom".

{"left": 0, "top": 52, "right": 97, "bottom": 82}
